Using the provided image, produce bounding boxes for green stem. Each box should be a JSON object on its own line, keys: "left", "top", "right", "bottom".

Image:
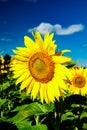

{"left": 35, "top": 115, "right": 39, "bottom": 125}
{"left": 54, "top": 99, "right": 63, "bottom": 130}
{"left": 1, "top": 110, "right": 3, "bottom": 118}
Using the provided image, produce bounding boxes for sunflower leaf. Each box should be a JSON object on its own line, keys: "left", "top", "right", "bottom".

{"left": 66, "top": 60, "right": 78, "bottom": 68}
{"left": 18, "top": 124, "right": 48, "bottom": 130}
{"left": 10, "top": 102, "right": 54, "bottom": 123}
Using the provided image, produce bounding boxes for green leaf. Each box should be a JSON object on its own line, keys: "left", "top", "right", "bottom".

{"left": 12, "top": 102, "right": 54, "bottom": 116}
{"left": 61, "top": 111, "right": 74, "bottom": 121}
{"left": 24, "top": 102, "right": 53, "bottom": 116}
{"left": 0, "top": 98, "right": 7, "bottom": 108}
{"left": 0, "top": 82, "right": 10, "bottom": 90}
{"left": 12, "top": 104, "right": 30, "bottom": 112}
{"left": 9, "top": 102, "right": 54, "bottom": 123}
{"left": 14, "top": 119, "right": 32, "bottom": 129}
{"left": 80, "top": 112, "right": 87, "bottom": 120}
{"left": 66, "top": 60, "right": 78, "bottom": 68}
{"left": 24, "top": 102, "right": 54, "bottom": 116}
{"left": 19, "top": 124, "right": 48, "bottom": 130}
{"left": 8, "top": 110, "right": 30, "bottom": 123}
{"left": 42, "top": 103, "right": 54, "bottom": 113}
{"left": 82, "top": 123, "right": 87, "bottom": 130}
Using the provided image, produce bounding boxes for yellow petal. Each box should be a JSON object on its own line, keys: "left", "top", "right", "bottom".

{"left": 84, "top": 69, "right": 87, "bottom": 76}
{"left": 24, "top": 36, "right": 35, "bottom": 48}
{"left": 52, "top": 56, "right": 71, "bottom": 64}
{"left": 13, "top": 48, "right": 30, "bottom": 57}
{"left": 44, "top": 32, "right": 56, "bottom": 54}
{"left": 40, "top": 84, "right": 44, "bottom": 103}
{"left": 55, "top": 64, "right": 71, "bottom": 78}
{"left": 31, "top": 81, "right": 40, "bottom": 100}
{"left": 20, "top": 76, "right": 32, "bottom": 90}
{"left": 53, "top": 85, "right": 60, "bottom": 99}
{"left": 43, "top": 84, "right": 49, "bottom": 103}
{"left": 13, "top": 70, "right": 25, "bottom": 78}
{"left": 13, "top": 49, "right": 28, "bottom": 58}
{"left": 16, "top": 72, "right": 30, "bottom": 85}
{"left": 47, "top": 82, "right": 55, "bottom": 102}
{"left": 34, "top": 31, "right": 43, "bottom": 43}
{"left": 15, "top": 55, "right": 28, "bottom": 62}
{"left": 47, "top": 44, "right": 57, "bottom": 55}
{"left": 26, "top": 79, "right": 35, "bottom": 94}
{"left": 15, "top": 62, "right": 28, "bottom": 68}
{"left": 44, "top": 32, "right": 54, "bottom": 47}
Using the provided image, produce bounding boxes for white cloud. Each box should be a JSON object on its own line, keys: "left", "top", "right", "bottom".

{"left": 28, "top": 22, "right": 84, "bottom": 35}
{"left": 54, "top": 24, "right": 84, "bottom": 35}
{"left": 28, "top": 23, "right": 53, "bottom": 35}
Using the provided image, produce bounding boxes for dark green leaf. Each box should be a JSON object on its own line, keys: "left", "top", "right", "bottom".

{"left": 66, "top": 60, "right": 78, "bottom": 68}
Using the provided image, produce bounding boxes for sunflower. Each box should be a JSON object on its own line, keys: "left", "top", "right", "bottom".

{"left": 67, "top": 66, "right": 87, "bottom": 95}
{"left": 0, "top": 56, "right": 4, "bottom": 73}
{"left": 12, "top": 31, "right": 71, "bottom": 103}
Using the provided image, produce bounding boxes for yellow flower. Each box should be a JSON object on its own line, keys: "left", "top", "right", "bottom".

{"left": 0, "top": 56, "right": 4, "bottom": 73}
{"left": 12, "top": 31, "right": 71, "bottom": 103}
{"left": 67, "top": 66, "right": 87, "bottom": 95}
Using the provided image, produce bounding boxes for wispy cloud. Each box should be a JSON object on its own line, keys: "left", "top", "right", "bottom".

{"left": 0, "top": 37, "right": 12, "bottom": 42}
{"left": 28, "top": 22, "right": 84, "bottom": 35}
{"left": 54, "top": 24, "right": 84, "bottom": 35}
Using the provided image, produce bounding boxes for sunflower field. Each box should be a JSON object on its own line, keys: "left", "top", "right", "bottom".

{"left": 0, "top": 32, "right": 87, "bottom": 130}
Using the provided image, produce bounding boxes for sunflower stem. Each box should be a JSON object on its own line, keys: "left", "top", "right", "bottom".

{"left": 35, "top": 115, "right": 39, "bottom": 125}
{"left": 54, "top": 98, "right": 63, "bottom": 130}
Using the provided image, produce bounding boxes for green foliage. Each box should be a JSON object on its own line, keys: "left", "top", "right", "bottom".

{"left": 0, "top": 70, "right": 53, "bottom": 130}
{"left": 59, "top": 95, "right": 87, "bottom": 130}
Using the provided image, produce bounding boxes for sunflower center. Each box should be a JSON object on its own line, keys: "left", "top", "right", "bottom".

{"left": 33, "top": 59, "right": 46, "bottom": 73}
{"left": 72, "top": 75, "right": 86, "bottom": 88}
{"left": 29, "top": 52, "right": 54, "bottom": 83}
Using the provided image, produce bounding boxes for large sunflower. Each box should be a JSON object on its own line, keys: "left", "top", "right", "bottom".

{"left": 12, "top": 31, "right": 71, "bottom": 103}
{"left": 67, "top": 66, "right": 87, "bottom": 95}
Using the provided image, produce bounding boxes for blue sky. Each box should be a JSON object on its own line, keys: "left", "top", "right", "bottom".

{"left": 0, "top": 0, "right": 87, "bottom": 67}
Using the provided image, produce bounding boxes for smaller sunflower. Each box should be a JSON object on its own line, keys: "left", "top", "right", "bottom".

{"left": 67, "top": 66, "right": 87, "bottom": 95}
